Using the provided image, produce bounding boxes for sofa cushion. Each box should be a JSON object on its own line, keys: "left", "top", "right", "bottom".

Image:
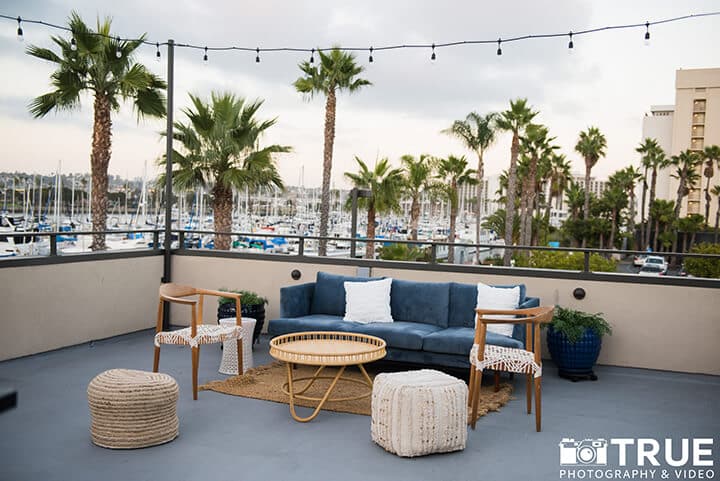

{"left": 310, "top": 272, "right": 377, "bottom": 316}
{"left": 267, "top": 315, "right": 348, "bottom": 337}
{"left": 422, "top": 327, "right": 524, "bottom": 356}
{"left": 390, "top": 279, "right": 451, "bottom": 328}
{"left": 447, "top": 282, "right": 527, "bottom": 328}
{"left": 339, "top": 321, "right": 442, "bottom": 351}
{"left": 343, "top": 278, "right": 393, "bottom": 323}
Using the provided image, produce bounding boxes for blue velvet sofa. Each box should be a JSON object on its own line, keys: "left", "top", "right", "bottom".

{"left": 268, "top": 272, "right": 540, "bottom": 369}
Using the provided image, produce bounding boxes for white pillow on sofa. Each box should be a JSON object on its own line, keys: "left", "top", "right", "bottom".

{"left": 344, "top": 278, "right": 394, "bottom": 324}
{"left": 475, "top": 282, "right": 520, "bottom": 338}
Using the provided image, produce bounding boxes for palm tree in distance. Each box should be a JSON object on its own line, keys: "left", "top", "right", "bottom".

{"left": 27, "top": 12, "right": 166, "bottom": 250}
{"left": 163, "top": 92, "right": 290, "bottom": 250}
{"left": 711, "top": 185, "right": 720, "bottom": 243}
{"left": 436, "top": 155, "right": 476, "bottom": 264}
{"left": 618, "top": 166, "right": 643, "bottom": 250}
{"left": 344, "top": 157, "right": 404, "bottom": 259}
{"left": 670, "top": 150, "right": 702, "bottom": 257}
{"left": 575, "top": 127, "right": 607, "bottom": 247}
{"left": 636, "top": 138, "right": 670, "bottom": 249}
{"left": 496, "top": 99, "right": 538, "bottom": 265}
{"left": 442, "top": 112, "right": 498, "bottom": 262}
{"left": 294, "top": 48, "right": 371, "bottom": 256}
{"left": 702, "top": 145, "right": 720, "bottom": 224}
{"left": 400, "top": 154, "right": 434, "bottom": 241}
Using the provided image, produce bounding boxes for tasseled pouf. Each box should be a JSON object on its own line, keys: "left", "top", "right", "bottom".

{"left": 371, "top": 369, "right": 468, "bottom": 457}
{"left": 87, "top": 369, "right": 179, "bottom": 449}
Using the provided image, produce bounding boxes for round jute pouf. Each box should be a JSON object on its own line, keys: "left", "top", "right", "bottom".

{"left": 87, "top": 369, "right": 179, "bottom": 449}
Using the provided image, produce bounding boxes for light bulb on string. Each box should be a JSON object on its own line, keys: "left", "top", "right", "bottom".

{"left": 568, "top": 31, "right": 574, "bottom": 54}
{"left": 203, "top": 46, "right": 208, "bottom": 65}
{"left": 368, "top": 46, "right": 373, "bottom": 63}
{"left": 115, "top": 37, "right": 122, "bottom": 58}
{"left": 16, "top": 17, "right": 23, "bottom": 42}
{"left": 644, "top": 21, "right": 650, "bottom": 46}
{"left": 155, "top": 42, "right": 161, "bottom": 62}
{"left": 310, "top": 48, "right": 315, "bottom": 64}
{"left": 430, "top": 43, "right": 436, "bottom": 61}
{"left": 255, "top": 47, "right": 260, "bottom": 63}
{"left": 496, "top": 38, "right": 502, "bottom": 56}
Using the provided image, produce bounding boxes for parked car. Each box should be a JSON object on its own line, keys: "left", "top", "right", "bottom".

{"left": 643, "top": 255, "right": 667, "bottom": 274}
{"left": 632, "top": 255, "right": 647, "bottom": 267}
{"left": 638, "top": 264, "right": 665, "bottom": 277}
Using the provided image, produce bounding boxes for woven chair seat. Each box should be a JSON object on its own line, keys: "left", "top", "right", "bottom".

{"left": 154, "top": 324, "right": 241, "bottom": 349}
{"left": 470, "top": 344, "right": 542, "bottom": 378}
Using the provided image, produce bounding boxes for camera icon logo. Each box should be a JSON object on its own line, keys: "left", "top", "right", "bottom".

{"left": 559, "top": 438, "right": 608, "bottom": 465}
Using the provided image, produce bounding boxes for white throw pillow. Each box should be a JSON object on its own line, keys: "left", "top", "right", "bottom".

{"left": 343, "top": 278, "right": 394, "bottom": 324}
{"left": 475, "top": 282, "right": 520, "bottom": 338}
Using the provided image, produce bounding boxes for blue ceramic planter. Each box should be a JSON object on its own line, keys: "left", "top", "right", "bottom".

{"left": 547, "top": 325, "right": 602, "bottom": 377}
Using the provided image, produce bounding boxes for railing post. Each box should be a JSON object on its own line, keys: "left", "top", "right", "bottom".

{"left": 178, "top": 231, "right": 184, "bottom": 250}
{"left": 153, "top": 231, "right": 159, "bottom": 250}
{"left": 430, "top": 243, "right": 437, "bottom": 264}
{"left": 50, "top": 234, "right": 57, "bottom": 256}
{"left": 583, "top": 251, "right": 590, "bottom": 272}
{"left": 298, "top": 236, "right": 304, "bottom": 256}
{"left": 350, "top": 188, "right": 358, "bottom": 259}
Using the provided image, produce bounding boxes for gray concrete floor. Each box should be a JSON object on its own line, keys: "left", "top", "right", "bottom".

{"left": 0, "top": 329, "right": 718, "bottom": 481}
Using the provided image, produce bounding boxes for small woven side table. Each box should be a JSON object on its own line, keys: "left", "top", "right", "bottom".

{"left": 218, "top": 317, "right": 256, "bottom": 375}
{"left": 87, "top": 369, "right": 179, "bottom": 449}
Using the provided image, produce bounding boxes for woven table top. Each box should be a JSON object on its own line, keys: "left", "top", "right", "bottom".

{"left": 269, "top": 331, "right": 386, "bottom": 366}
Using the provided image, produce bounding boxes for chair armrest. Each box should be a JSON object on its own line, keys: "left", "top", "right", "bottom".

{"left": 160, "top": 294, "right": 197, "bottom": 305}
{"left": 475, "top": 306, "right": 553, "bottom": 324}
{"left": 197, "top": 288, "right": 241, "bottom": 299}
{"left": 279, "top": 282, "right": 315, "bottom": 318}
{"left": 513, "top": 297, "right": 540, "bottom": 342}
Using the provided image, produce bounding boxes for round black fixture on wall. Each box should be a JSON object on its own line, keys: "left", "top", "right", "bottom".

{"left": 291, "top": 269, "right": 302, "bottom": 280}
{"left": 572, "top": 287, "right": 586, "bottom": 300}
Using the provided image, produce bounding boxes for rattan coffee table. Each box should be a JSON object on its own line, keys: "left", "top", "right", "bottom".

{"left": 269, "top": 331, "right": 386, "bottom": 422}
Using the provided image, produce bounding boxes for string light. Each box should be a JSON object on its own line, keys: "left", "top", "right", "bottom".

{"left": 203, "top": 46, "right": 208, "bottom": 64}
{"left": 155, "top": 42, "right": 161, "bottom": 61}
{"left": 2, "top": 11, "right": 718, "bottom": 63}
{"left": 568, "top": 31, "right": 574, "bottom": 53}
{"left": 309, "top": 48, "right": 315, "bottom": 64}
{"left": 255, "top": 47, "right": 260, "bottom": 63}
{"left": 430, "top": 43, "right": 436, "bottom": 61}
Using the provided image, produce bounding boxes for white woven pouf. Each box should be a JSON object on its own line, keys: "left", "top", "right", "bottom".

{"left": 218, "top": 317, "right": 256, "bottom": 375}
{"left": 371, "top": 369, "right": 468, "bottom": 457}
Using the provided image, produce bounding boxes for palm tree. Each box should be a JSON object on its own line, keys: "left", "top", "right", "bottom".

{"left": 400, "top": 154, "right": 434, "bottom": 241}
{"left": 549, "top": 154, "right": 572, "bottom": 211}
{"left": 702, "top": 145, "right": 720, "bottom": 225}
{"left": 649, "top": 199, "right": 676, "bottom": 252}
{"left": 615, "top": 166, "right": 643, "bottom": 250}
{"left": 345, "top": 157, "right": 403, "bottom": 259}
{"left": 604, "top": 171, "right": 630, "bottom": 250}
{"left": 711, "top": 185, "right": 720, "bottom": 243}
{"left": 575, "top": 127, "right": 607, "bottom": 247}
{"left": 164, "top": 92, "right": 290, "bottom": 250}
{"left": 518, "top": 123, "right": 556, "bottom": 247}
{"left": 442, "top": 112, "right": 498, "bottom": 261}
{"left": 636, "top": 138, "right": 670, "bottom": 249}
{"left": 678, "top": 214, "right": 705, "bottom": 253}
{"left": 495, "top": 99, "right": 538, "bottom": 265}
{"left": 27, "top": 12, "right": 166, "bottom": 249}
{"left": 670, "top": 150, "right": 702, "bottom": 258}
{"left": 294, "top": 48, "right": 371, "bottom": 256}
{"left": 435, "top": 155, "right": 476, "bottom": 264}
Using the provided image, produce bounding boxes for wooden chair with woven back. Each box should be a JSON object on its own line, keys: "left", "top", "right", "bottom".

{"left": 468, "top": 305, "right": 554, "bottom": 432}
{"left": 153, "top": 283, "right": 243, "bottom": 400}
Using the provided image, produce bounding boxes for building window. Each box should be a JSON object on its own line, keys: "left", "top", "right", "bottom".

{"left": 693, "top": 112, "right": 706, "bottom": 124}
{"left": 691, "top": 125, "right": 705, "bottom": 137}
{"left": 690, "top": 138, "right": 704, "bottom": 150}
{"left": 693, "top": 99, "right": 706, "bottom": 112}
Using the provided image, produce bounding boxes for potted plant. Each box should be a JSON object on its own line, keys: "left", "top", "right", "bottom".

{"left": 217, "top": 288, "right": 268, "bottom": 346}
{"left": 545, "top": 306, "right": 612, "bottom": 382}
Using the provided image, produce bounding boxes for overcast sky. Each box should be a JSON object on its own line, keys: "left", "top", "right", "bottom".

{"left": 0, "top": 0, "right": 718, "bottom": 188}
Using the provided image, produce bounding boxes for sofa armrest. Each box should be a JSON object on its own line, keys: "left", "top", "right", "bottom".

{"left": 279, "top": 282, "right": 315, "bottom": 318}
{"left": 512, "top": 296, "right": 540, "bottom": 344}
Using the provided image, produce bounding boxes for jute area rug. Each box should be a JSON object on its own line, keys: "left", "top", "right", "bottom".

{"left": 201, "top": 362, "right": 513, "bottom": 420}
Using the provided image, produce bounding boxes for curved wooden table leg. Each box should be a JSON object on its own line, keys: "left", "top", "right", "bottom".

{"left": 357, "top": 364, "right": 373, "bottom": 388}
{"left": 286, "top": 363, "right": 346, "bottom": 423}
{"left": 292, "top": 366, "right": 325, "bottom": 395}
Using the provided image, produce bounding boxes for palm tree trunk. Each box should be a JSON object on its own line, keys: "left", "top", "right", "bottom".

{"left": 212, "top": 184, "right": 233, "bottom": 250}
{"left": 640, "top": 168, "right": 648, "bottom": 248}
{"left": 582, "top": 162, "right": 591, "bottom": 248}
{"left": 474, "top": 150, "right": 484, "bottom": 264}
{"left": 90, "top": 94, "right": 112, "bottom": 251}
{"left": 704, "top": 176, "right": 712, "bottom": 225}
{"left": 518, "top": 178, "right": 529, "bottom": 250}
{"left": 608, "top": 209, "right": 617, "bottom": 251}
{"left": 503, "top": 133, "right": 519, "bottom": 266}
{"left": 714, "top": 199, "right": 720, "bottom": 243}
{"left": 628, "top": 192, "right": 637, "bottom": 250}
{"left": 318, "top": 88, "right": 337, "bottom": 256}
{"left": 365, "top": 204, "right": 375, "bottom": 259}
{"left": 646, "top": 167, "right": 658, "bottom": 248}
{"left": 410, "top": 196, "right": 420, "bottom": 241}
{"left": 653, "top": 219, "right": 660, "bottom": 252}
{"left": 448, "top": 195, "right": 457, "bottom": 264}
